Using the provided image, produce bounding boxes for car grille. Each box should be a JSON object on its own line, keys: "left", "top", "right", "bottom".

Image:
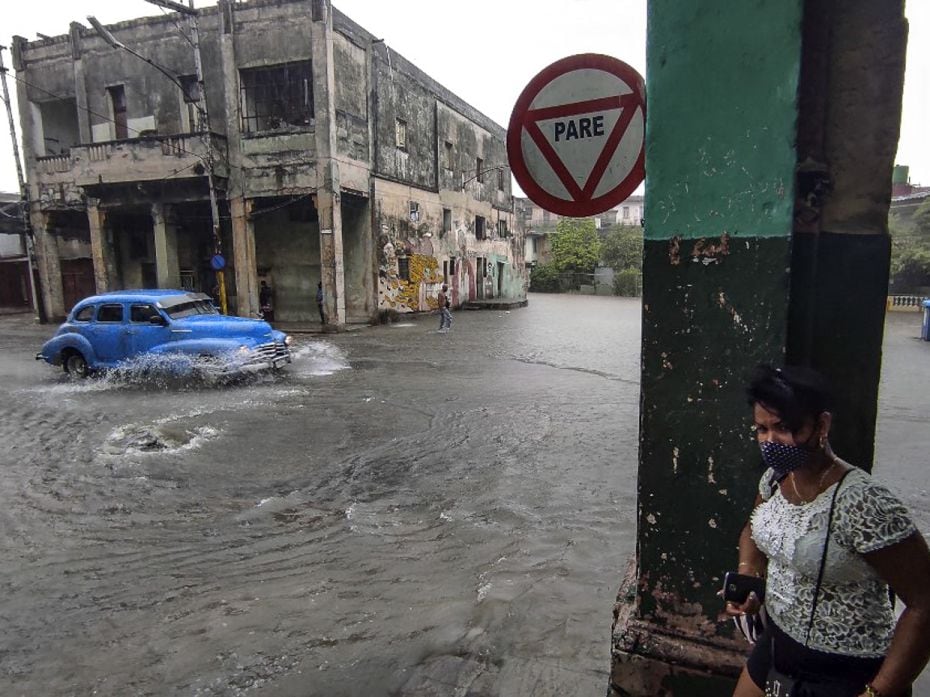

{"left": 252, "top": 341, "right": 290, "bottom": 363}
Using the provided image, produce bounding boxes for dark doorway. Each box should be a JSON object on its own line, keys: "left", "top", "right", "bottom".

{"left": 0, "top": 259, "right": 30, "bottom": 309}
{"left": 60, "top": 258, "right": 95, "bottom": 311}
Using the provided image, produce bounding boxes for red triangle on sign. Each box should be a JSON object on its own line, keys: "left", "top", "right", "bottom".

{"left": 521, "top": 93, "right": 641, "bottom": 203}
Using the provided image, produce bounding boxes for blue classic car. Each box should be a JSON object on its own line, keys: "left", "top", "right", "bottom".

{"left": 36, "top": 290, "right": 292, "bottom": 378}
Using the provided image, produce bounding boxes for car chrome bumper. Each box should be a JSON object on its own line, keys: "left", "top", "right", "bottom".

{"left": 241, "top": 341, "right": 291, "bottom": 370}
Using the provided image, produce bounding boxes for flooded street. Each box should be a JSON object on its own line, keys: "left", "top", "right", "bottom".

{"left": 1, "top": 294, "right": 928, "bottom": 696}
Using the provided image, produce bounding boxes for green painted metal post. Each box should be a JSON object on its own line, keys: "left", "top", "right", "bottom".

{"left": 611, "top": 1, "right": 908, "bottom": 694}
{"left": 610, "top": 1, "right": 804, "bottom": 693}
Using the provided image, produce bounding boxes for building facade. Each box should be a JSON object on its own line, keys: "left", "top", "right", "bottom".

{"left": 516, "top": 194, "right": 644, "bottom": 268}
{"left": 14, "top": 0, "right": 525, "bottom": 323}
{"left": 0, "top": 193, "right": 33, "bottom": 311}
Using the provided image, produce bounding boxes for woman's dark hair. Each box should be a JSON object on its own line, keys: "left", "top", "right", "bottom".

{"left": 746, "top": 364, "right": 833, "bottom": 434}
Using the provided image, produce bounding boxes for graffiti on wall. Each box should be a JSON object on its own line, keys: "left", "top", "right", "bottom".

{"left": 378, "top": 236, "right": 443, "bottom": 313}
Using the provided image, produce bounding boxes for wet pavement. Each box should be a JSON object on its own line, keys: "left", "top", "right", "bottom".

{"left": 0, "top": 296, "right": 927, "bottom": 696}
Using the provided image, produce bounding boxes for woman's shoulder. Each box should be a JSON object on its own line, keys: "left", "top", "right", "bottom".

{"left": 833, "top": 466, "right": 917, "bottom": 552}
{"left": 836, "top": 466, "right": 902, "bottom": 500}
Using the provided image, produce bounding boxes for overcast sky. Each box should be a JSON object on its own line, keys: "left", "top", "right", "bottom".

{"left": 0, "top": 0, "right": 927, "bottom": 197}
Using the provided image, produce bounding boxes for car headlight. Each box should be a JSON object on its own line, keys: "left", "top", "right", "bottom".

{"left": 284, "top": 335, "right": 293, "bottom": 346}
{"left": 237, "top": 345, "right": 251, "bottom": 355}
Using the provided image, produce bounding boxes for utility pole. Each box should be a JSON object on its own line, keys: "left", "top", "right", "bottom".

{"left": 0, "top": 45, "right": 44, "bottom": 322}
{"left": 92, "top": 3, "right": 229, "bottom": 314}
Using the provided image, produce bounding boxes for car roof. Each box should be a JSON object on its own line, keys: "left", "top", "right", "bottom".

{"left": 74, "top": 290, "right": 211, "bottom": 307}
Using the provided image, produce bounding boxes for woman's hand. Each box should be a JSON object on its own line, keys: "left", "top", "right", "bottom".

{"left": 722, "top": 591, "right": 762, "bottom": 617}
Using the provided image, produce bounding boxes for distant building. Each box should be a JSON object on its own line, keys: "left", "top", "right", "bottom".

{"left": 14, "top": 0, "right": 525, "bottom": 321}
{"left": 890, "top": 165, "right": 929, "bottom": 225}
{"left": 516, "top": 194, "right": 644, "bottom": 267}
{"left": 0, "top": 193, "right": 32, "bottom": 311}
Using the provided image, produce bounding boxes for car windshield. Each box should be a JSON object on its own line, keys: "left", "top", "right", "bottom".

{"left": 164, "top": 300, "right": 220, "bottom": 319}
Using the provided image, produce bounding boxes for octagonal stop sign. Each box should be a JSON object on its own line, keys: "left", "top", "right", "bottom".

{"left": 507, "top": 54, "right": 646, "bottom": 218}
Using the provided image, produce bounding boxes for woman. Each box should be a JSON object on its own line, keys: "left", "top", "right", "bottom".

{"left": 727, "top": 365, "right": 930, "bottom": 697}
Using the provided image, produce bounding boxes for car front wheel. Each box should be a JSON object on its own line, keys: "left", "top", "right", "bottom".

{"left": 63, "top": 351, "right": 89, "bottom": 379}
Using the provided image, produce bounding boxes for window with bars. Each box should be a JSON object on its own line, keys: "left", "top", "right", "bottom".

{"left": 398, "top": 256, "right": 410, "bottom": 281}
{"left": 239, "top": 61, "right": 313, "bottom": 134}
{"left": 497, "top": 219, "right": 508, "bottom": 237}
{"left": 476, "top": 157, "right": 484, "bottom": 183}
{"left": 180, "top": 75, "right": 201, "bottom": 133}
{"left": 409, "top": 201, "right": 420, "bottom": 222}
{"left": 475, "top": 215, "right": 486, "bottom": 240}
{"left": 108, "top": 85, "right": 128, "bottom": 140}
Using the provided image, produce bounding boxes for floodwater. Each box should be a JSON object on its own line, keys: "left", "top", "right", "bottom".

{"left": 0, "top": 294, "right": 927, "bottom": 696}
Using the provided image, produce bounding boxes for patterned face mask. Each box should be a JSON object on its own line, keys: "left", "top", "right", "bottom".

{"left": 759, "top": 441, "right": 813, "bottom": 481}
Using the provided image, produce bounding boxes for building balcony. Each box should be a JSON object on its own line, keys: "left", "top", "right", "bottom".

{"left": 33, "top": 132, "right": 229, "bottom": 190}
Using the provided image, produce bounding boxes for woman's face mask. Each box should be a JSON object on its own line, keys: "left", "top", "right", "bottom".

{"left": 759, "top": 441, "right": 814, "bottom": 481}
{"left": 753, "top": 402, "right": 823, "bottom": 481}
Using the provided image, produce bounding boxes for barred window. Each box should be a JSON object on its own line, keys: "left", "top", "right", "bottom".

{"left": 475, "top": 215, "right": 486, "bottom": 240}
{"left": 240, "top": 61, "right": 313, "bottom": 134}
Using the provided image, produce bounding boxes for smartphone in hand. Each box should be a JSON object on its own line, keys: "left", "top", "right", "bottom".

{"left": 722, "top": 572, "right": 765, "bottom": 604}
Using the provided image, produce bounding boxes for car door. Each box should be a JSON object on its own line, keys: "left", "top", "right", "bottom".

{"left": 91, "top": 303, "right": 128, "bottom": 363}
{"left": 127, "top": 303, "right": 171, "bottom": 356}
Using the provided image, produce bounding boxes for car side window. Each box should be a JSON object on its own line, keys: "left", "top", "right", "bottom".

{"left": 130, "top": 304, "right": 159, "bottom": 323}
{"left": 97, "top": 304, "right": 124, "bottom": 323}
{"left": 73, "top": 305, "right": 95, "bottom": 322}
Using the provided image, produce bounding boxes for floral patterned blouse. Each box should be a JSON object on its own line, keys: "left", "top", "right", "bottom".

{"left": 751, "top": 467, "right": 915, "bottom": 657}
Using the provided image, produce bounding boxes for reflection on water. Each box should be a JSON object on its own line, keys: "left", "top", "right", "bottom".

{"left": 13, "top": 296, "right": 929, "bottom": 695}
{"left": 1, "top": 294, "right": 640, "bottom": 696}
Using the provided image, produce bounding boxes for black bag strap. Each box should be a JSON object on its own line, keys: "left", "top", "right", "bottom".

{"left": 805, "top": 467, "right": 853, "bottom": 646}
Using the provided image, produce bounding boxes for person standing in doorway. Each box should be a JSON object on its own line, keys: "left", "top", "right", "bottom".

{"left": 438, "top": 284, "right": 452, "bottom": 333}
{"left": 259, "top": 280, "right": 274, "bottom": 323}
{"left": 316, "top": 281, "right": 326, "bottom": 324}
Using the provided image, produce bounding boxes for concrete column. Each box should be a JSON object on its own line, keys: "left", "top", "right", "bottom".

{"left": 69, "top": 23, "right": 92, "bottom": 144}
{"left": 151, "top": 203, "right": 180, "bottom": 289}
{"left": 785, "top": 0, "right": 907, "bottom": 466}
{"left": 610, "top": 2, "right": 908, "bottom": 695}
{"left": 231, "top": 197, "right": 258, "bottom": 317}
{"left": 31, "top": 210, "right": 66, "bottom": 320}
{"left": 610, "top": 1, "right": 803, "bottom": 694}
{"left": 311, "top": 0, "right": 346, "bottom": 326}
{"left": 87, "top": 199, "right": 115, "bottom": 292}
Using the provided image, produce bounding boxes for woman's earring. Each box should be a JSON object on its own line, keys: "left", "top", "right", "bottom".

{"left": 819, "top": 434, "right": 826, "bottom": 449}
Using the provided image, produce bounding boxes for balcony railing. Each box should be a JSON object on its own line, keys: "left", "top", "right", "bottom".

{"left": 34, "top": 132, "right": 228, "bottom": 186}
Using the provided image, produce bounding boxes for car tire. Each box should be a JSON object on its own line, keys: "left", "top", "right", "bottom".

{"left": 63, "top": 351, "right": 89, "bottom": 379}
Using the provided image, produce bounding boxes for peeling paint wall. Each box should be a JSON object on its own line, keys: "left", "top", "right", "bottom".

{"left": 614, "top": 1, "right": 907, "bottom": 695}
{"left": 373, "top": 179, "right": 524, "bottom": 314}
{"left": 612, "top": 0, "right": 803, "bottom": 693}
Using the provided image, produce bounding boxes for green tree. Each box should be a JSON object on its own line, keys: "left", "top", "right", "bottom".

{"left": 601, "top": 224, "right": 644, "bottom": 271}
{"left": 529, "top": 262, "right": 561, "bottom": 292}
{"left": 550, "top": 217, "right": 601, "bottom": 273}
{"left": 889, "top": 199, "right": 930, "bottom": 292}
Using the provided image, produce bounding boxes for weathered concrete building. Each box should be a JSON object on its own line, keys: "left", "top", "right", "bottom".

{"left": 0, "top": 193, "right": 33, "bottom": 311}
{"left": 13, "top": 0, "right": 524, "bottom": 323}
{"left": 516, "top": 194, "right": 643, "bottom": 268}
